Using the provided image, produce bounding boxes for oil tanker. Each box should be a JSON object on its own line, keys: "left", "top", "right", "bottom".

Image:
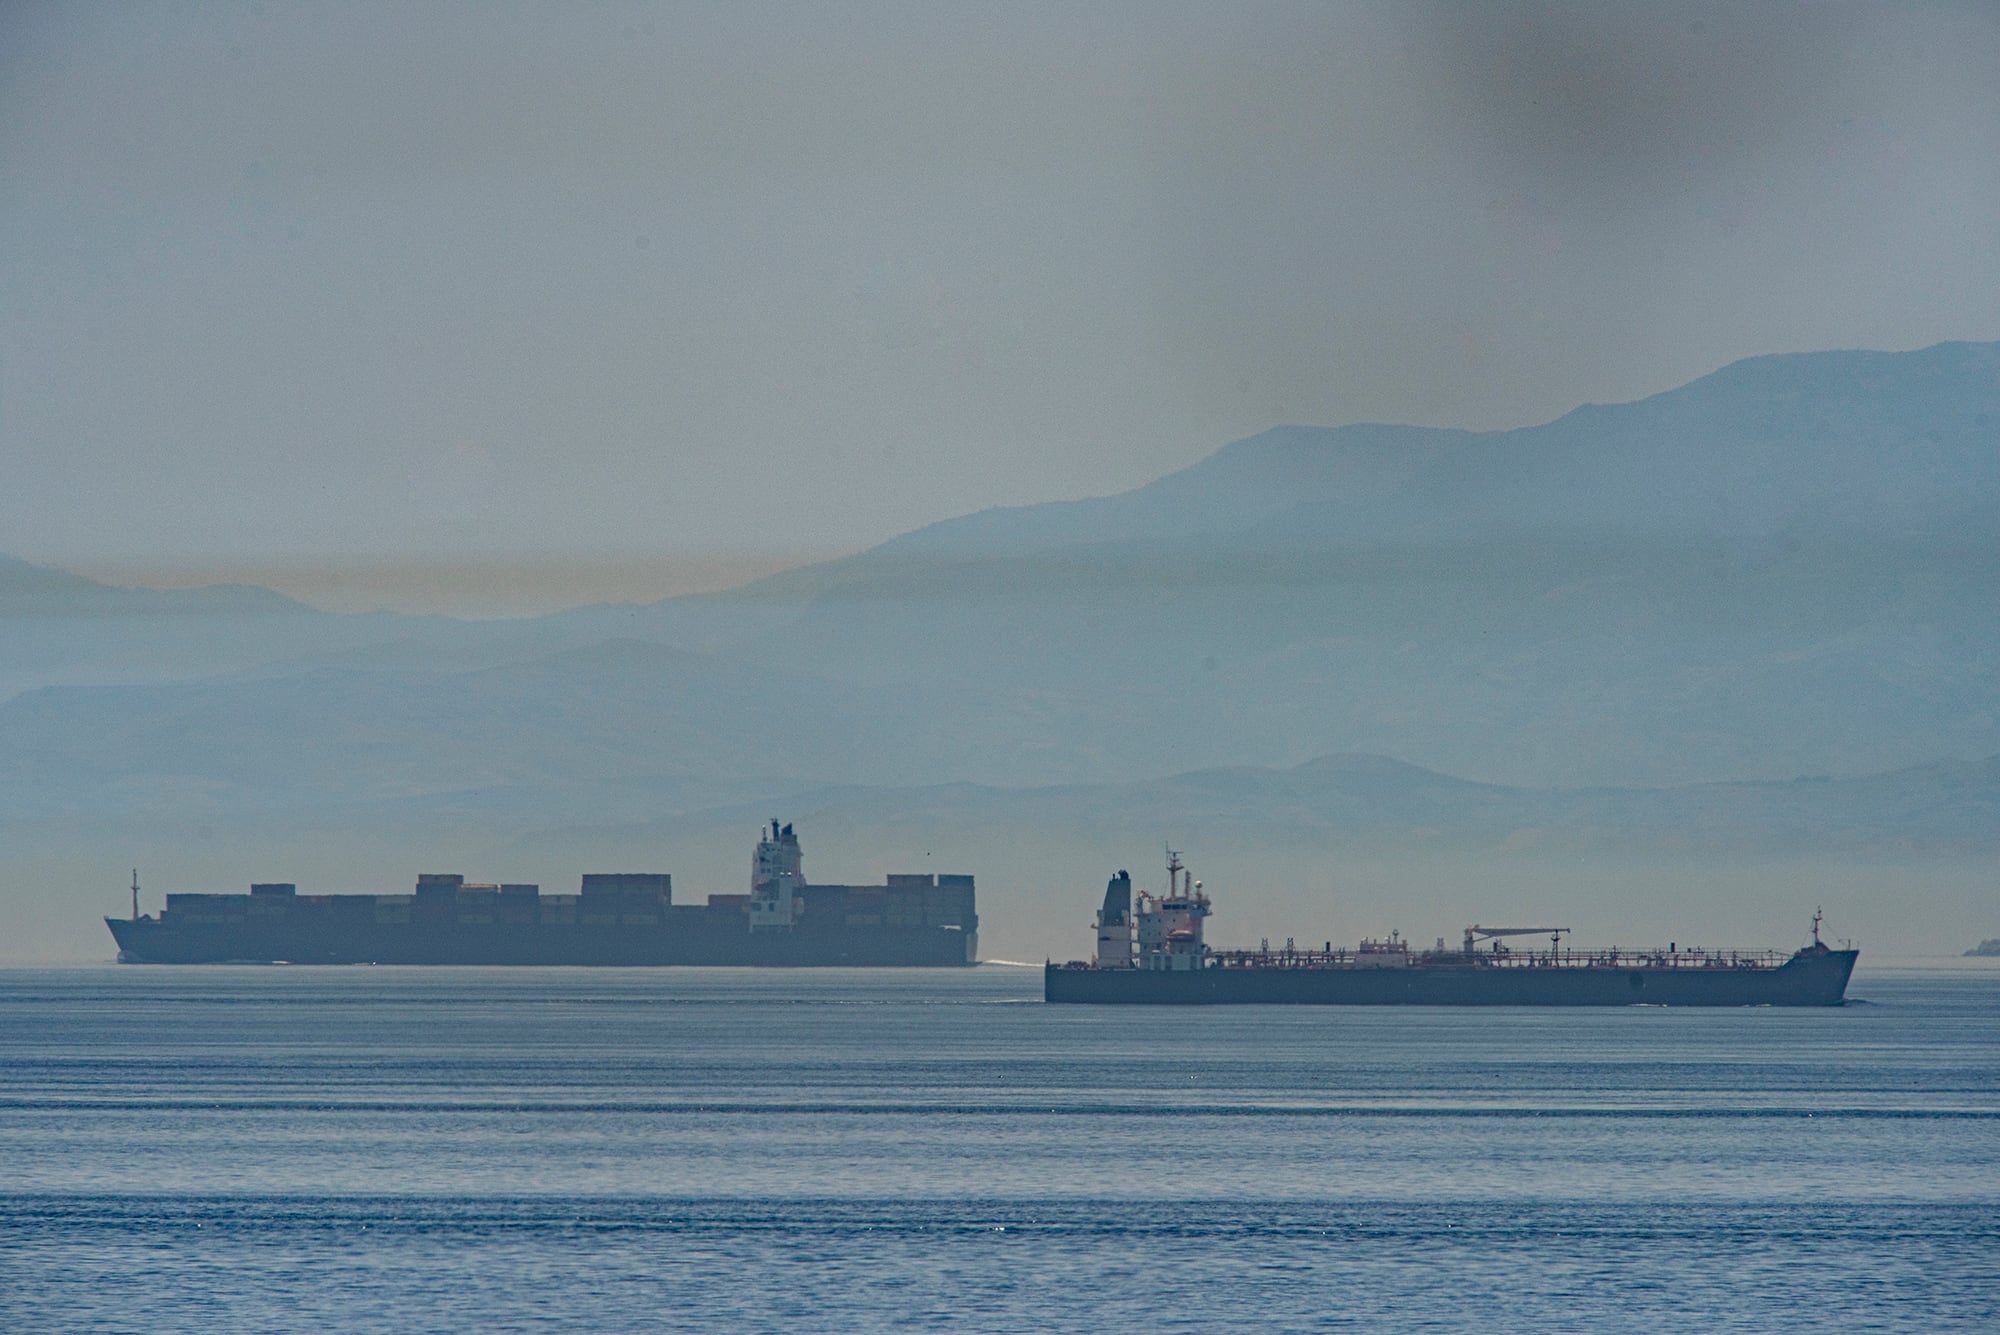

{"left": 107, "top": 822, "right": 976, "bottom": 965}
{"left": 1045, "top": 853, "right": 1856, "bottom": 1005}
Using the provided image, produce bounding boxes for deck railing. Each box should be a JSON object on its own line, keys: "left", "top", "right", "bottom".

{"left": 1150, "top": 945, "right": 1796, "bottom": 971}
{"left": 1051, "top": 945, "right": 1801, "bottom": 971}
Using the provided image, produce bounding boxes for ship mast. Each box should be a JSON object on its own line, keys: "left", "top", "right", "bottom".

{"left": 131, "top": 869, "right": 140, "bottom": 922}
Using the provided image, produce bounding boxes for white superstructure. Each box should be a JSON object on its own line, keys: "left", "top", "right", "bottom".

{"left": 748, "top": 819, "right": 803, "bottom": 931}
{"left": 1135, "top": 849, "right": 1210, "bottom": 971}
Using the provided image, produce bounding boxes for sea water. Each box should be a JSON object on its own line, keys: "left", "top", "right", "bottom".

{"left": 3, "top": 962, "right": 1995, "bottom": 1332}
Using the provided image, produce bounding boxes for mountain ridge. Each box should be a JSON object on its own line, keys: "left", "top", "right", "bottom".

{"left": 2, "top": 339, "right": 1994, "bottom": 790}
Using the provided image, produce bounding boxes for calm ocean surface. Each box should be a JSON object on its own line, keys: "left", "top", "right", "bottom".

{"left": 3, "top": 962, "right": 1996, "bottom": 1333}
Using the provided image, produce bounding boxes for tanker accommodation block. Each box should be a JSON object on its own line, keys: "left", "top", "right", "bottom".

{"left": 108, "top": 823, "right": 977, "bottom": 966}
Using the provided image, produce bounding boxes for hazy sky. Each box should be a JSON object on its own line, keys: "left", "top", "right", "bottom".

{"left": 5, "top": 1, "right": 1997, "bottom": 612}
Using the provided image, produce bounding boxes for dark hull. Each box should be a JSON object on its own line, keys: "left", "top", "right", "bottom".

{"left": 1045, "top": 949, "right": 1857, "bottom": 1006}
{"left": 107, "top": 917, "right": 975, "bottom": 966}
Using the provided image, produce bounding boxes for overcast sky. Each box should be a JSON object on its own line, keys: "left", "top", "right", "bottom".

{"left": 5, "top": 1, "right": 1997, "bottom": 612}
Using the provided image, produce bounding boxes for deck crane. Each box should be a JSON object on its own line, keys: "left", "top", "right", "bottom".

{"left": 1464, "top": 924, "right": 1568, "bottom": 956}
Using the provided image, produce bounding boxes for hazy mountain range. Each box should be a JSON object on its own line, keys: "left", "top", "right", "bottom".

{"left": 5, "top": 341, "right": 1996, "bottom": 957}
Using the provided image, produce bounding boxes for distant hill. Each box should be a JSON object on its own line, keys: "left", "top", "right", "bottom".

{"left": 7, "top": 625, "right": 1992, "bottom": 855}
{"left": 0, "top": 554, "right": 603, "bottom": 705}
{"left": 4, "top": 340, "right": 1996, "bottom": 791}
{"left": 713, "top": 341, "right": 1999, "bottom": 576}
{"left": 613, "top": 339, "right": 2000, "bottom": 786}
{"left": 0, "top": 554, "right": 317, "bottom": 618}
{"left": 0, "top": 554, "right": 404, "bottom": 703}
{"left": 505, "top": 750, "right": 2000, "bottom": 864}
{"left": 0, "top": 637, "right": 897, "bottom": 820}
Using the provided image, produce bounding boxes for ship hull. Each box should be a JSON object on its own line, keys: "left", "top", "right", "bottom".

{"left": 1044, "top": 949, "right": 1857, "bottom": 1006}
{"left": 107, "top": 917, "right": 975, "bottom": 966}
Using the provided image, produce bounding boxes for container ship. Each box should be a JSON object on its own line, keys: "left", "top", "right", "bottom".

{"left": 107, "top": 822, "right": 976, "bottom": 966}
{"left": 1045, "top": 853, "right": 1855, "bottom": 1005}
